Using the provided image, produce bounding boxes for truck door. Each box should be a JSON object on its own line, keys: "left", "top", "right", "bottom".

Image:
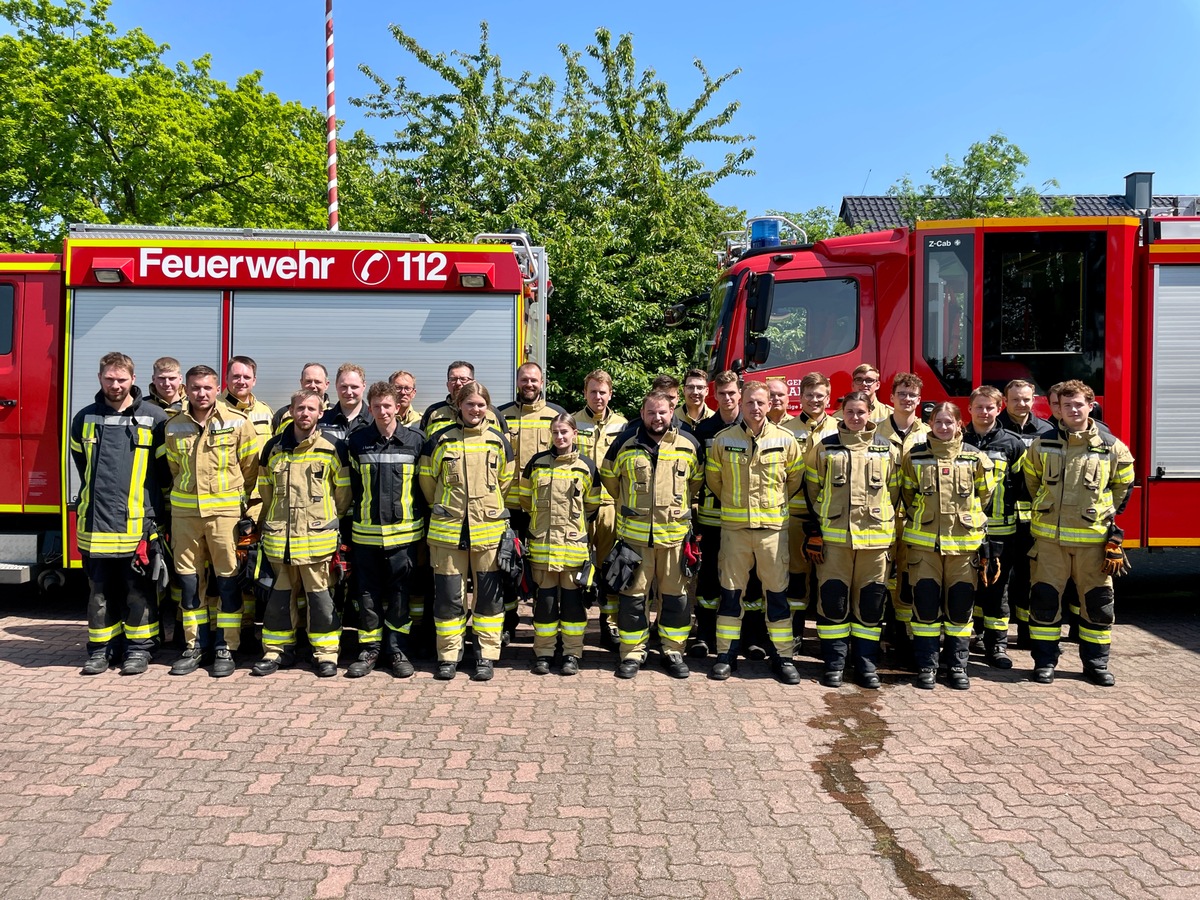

{"left": 747, "top": 267, "right": 873, "bottom": 412}
{"left": 913, "top": 231, "right": 978, "bottom": 402}
{"left": 0, "top": 277, "right": 22, "bottom": 512}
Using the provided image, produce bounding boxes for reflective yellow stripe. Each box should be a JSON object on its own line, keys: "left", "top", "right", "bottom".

{"left": 1078, "top": 626, "right": 1112, "bottom": 645}
{"left": 816, "top": 623, "right": 852, "bottom": 640}
{"left": 89, "top": 622, "right": 124, "bottom": 642}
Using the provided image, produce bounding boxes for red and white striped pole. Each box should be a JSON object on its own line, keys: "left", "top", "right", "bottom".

{"left": 325, "top": 0, "right": 339, "bottom": 231}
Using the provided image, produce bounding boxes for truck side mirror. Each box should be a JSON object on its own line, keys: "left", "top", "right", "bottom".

{"left": 749, "top": 336, "right": 771, "bottom": 367}
{"left": 746, "top": 273, "right": 775, "bottom": 335}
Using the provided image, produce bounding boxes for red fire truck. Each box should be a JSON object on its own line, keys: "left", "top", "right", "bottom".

{"left": 0, "top": 225, "right": 548, "bottom": 587}
{"left": 670, "top": 214, "right": 1200, "bottom": 550}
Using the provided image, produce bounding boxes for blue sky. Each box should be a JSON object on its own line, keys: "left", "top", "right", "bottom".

{"left": 104, "top": 0, "right": 1200, "bottom": 217}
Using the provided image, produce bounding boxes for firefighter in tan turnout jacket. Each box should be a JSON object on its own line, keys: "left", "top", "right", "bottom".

{"left": 705, "top": 381, "right": 804, "bottom": 684}
{"left": 1024, "top": 380, "right": 1134, "bottom": 687}
{"left": 802, "top": 392, "right": 900, "bottom": 689}
{"left": 160, "top": 365, "right": 261, "bottom": 678}
{"left": 252, "top": 389, "right": 352, "bottom": 678}
{"left": 601, "top": 390, "right": 703, "bottom": 680}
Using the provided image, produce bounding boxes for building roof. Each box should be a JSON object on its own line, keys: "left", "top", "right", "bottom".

{"left": 839, "top": 194, "right": 1195, "bottom": 232}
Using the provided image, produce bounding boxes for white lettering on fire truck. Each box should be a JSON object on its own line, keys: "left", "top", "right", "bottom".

{"left": 139, "top": 247, "right": 335, "bottom": 281}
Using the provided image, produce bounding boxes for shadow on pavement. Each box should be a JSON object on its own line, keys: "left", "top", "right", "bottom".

{"left": 1117, "top": 549, "right": 1200, "bottom": 654}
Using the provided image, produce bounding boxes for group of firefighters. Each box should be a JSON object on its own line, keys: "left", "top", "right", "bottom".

{"left": 72, "top": 351, "right": 1134, "bottom": 689}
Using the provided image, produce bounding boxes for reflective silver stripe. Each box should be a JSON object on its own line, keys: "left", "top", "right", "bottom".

{"left": 85, "top": 414, "right": 158, "bottom": 427}
{"left": 757, "top": 437, "right": 791, "bottom": 451}
{"left": 359, "top": 452, "right": 416, "bottom": 464}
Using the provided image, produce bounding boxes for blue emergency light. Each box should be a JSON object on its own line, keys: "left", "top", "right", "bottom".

{"left": 749, "top": 218, "right": 781, "bottom": 249}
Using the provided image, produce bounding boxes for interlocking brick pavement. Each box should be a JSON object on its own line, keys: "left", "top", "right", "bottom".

{"left": 0, "top": 552, "right": 1197, "bottom": 899}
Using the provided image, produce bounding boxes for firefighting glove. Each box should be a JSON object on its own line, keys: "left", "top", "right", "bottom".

{"left": 601, "top": 541, "right": 642, "bottom": 595}
{"left": 1101, "top": 524, "right": 1131, "bottom": 577}
{"left": 681, "top": 530, "right": 702, "bottom": 578}
{"left": 234, "top": 517, "right": 259, "bottom": 562}
{"left": 801, "top": 520, "right": 825, "bottom": 566}
{"left": 496, "top": 527, "right": 525, "bottom": 586}
{"left": 330, "top": 544, "right": 351, "bottom": 582}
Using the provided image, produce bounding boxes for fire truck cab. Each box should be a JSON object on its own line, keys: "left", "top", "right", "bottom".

{"left": 677, "top": 214, "right": 1200, "bottom": 549}
{"left": 0, "top": 225, "right": 548, "bottom": 586}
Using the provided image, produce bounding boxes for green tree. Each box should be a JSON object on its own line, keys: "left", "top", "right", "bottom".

{"left": 766, "top": 206, "right": 865, "bottom": 242}
{"left": 889, "top": 133, "right": 1074, "bottom": 224}
{"left": 0, "top": 0, "right": 329, "bottom": 251}
{"left": 352, "top": 24, "right": 753, "bottom": 407}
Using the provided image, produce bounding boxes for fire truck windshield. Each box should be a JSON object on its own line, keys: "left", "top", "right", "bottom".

{"left": 701, "top": 275, "right": 737, "bottom": 376}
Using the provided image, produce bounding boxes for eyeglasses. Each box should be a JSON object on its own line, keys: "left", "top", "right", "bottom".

{"left": 894, "top": 391, "right": 920, "bottom": 400}
{"left": 394, "top": 385, "right": 417, "bottom": 393}
{"left": 447, "top": 376, "right": 471, "bottom": 385}
{"left": 853, "top": 376, "right": 879, "bottom": 386}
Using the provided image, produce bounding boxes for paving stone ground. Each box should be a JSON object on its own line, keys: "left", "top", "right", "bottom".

{"left": 0, "top": 551, "right": 1197, "bottom": 899}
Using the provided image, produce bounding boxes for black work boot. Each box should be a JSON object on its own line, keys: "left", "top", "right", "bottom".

{"left": 661, "top": 651, "right": 690, "bottom": 679}
{"left": 211, "top": 648, "right": 236, "bottom": 678}
{"left": 820, "top": 637, "right": 848, "bottom": 688}
{"left": 170, "top": 647, "right": 204, "bottom": 675}
{"left": 853, "top": 635, "right": 881, "bottom": 690}
{"left": 390, "top": 653, "right": 416, "bottom": 678}
{"left": 771, "top": 656, "right": 801, "bottom": 686}
{"left": 531, "top": 656, "right": 553, "bottom": 676}
{"left": 916, "top": 667, "right": 936, "bottom": 690}
{"left": 984, "top": 630, "right": 1013, "bottom": 669}
{"left": 473, "top": 658, "right": 495, "bottom": 682}
{"left": 1085, "top": 666, "right": 1116, "bottom": 687}
{"left": 346, "top": 649, "right": 379, "bottom": 678}
{"left": 81, "top": 649, "right": 110, "bottom": 676}
{"left": 120, "top": 651, "right": 150, "bottom": 676}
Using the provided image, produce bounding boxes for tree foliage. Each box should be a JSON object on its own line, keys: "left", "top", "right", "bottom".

{"left": 351, "top": 24, "right": 753, "bottom": 408}
{"left": 0, "top": 0, "right": 328, "bottom": 251}
{"left": 889, "top": 133, "right": 1074, "bottom": 224}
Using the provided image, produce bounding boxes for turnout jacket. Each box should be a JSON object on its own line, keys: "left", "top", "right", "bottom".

{"left": 999, "top": 410, "right": 1054, "bottom": 524}
{"left": 901, "top": 434, "right": 996, "bottom": 554}
{"left": 257, "top": 427, "right": 351, "bottom": 563}
{"left": 340, "top": 422, "right": 427, "bottom": 548}
{"left": 963, "top": 422, "right": 1027, "bottom": 537}
{"left": 784, "top": 411, "right": 839, "bottom": 521}
{"left": 803, "top": 422, "right": 901, "bottom": 549}
{"left": 146, "top": 388, "right": 184, "bottom": 415}
{"left": 601, "top": 423, "right": 703, "bottom": 548}
{"left": 160, "top": 404, "right": 261, "bottom": 520}
{"left": 419, "top": 420, "right": 516, "bottom": 550}
{"left": 70, "top": 387, "right": 169, "bottom": 557}
{"left": 1024, "top": 420, "right": 1135, "bottom": 545}
{"left": 694, "top": 412, "right": 743, "bottom": 527}
{"left": 706, "top": 419, "right": 804, "bottom": 531}
{"left": 221, "top": 391, "right": 274, "bottom": 441}
{"left": 497, "top": 395, "right": 567, "bottom": 509}
{"left": 573, "top": 406, "right": 628, "bottom": 507}
{"left": 420, "top": 396, "right": 506, "bottom": 438}
{"left": 318, "top": 403, "right": 372, "bottom": 444}
{"left": 519, "top": 448, "right": 602, "bottom": 569}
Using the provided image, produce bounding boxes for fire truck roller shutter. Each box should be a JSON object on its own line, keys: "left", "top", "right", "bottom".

{"left": 1151, "top": 265, "right": 1200, "bottom": 478}
{"left": 67, "top": 289, "right": 223, "bottom": 499}
{"left": 229, "top": 291, "right": 519, "bottom": 414}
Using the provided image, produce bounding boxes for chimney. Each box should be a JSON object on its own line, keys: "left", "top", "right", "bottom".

{"left": 1125, "top": 171, "right": 1154, "bottom": 210}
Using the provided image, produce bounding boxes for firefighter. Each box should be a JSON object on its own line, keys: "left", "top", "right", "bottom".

{"left": 318, "top": 363, "right": 372, "bottom": 442}
{"left": 688, "top": 370, "right": 743, "bottom": 658}
{"left": 783, "top": 372, "right": 839, "bottom": 654}
{"left": 420, "top": 361, "right": 505, "bottom": 436}
{"left": 706, "top": 381, "right": 804, "bottom": 684}
{"left": 519, "top": 413, "right": 602, "bottom": 675}
{"left": 145, "top": 355, "right": 185, "bottom": 643}
{"left": 766, "top": 377, "right": 793, "bottom": 426}
{"left": 873, "top": 372, "right": 930, "bottom": 668}
{"left": 600, "top": 390, "right": 703, "bottom": 679}
{"left": 389, "top": 370, "right": 423, "bottom": 427}
{"left": 680, "top": 368, "right": 714, "bottom": 429}
{"left": 573, "top": 369, "right": 628, "bottom": 651}
{"left": 962, "top": 385, "right": 1027, "bottom": 669}
{"left": 419, "top": 381, "right": 515, "bottom": 681}
{"left": 900, "top": 403, "right": 996, "bottom": 690}
{"left": 72, "top": 352, "right": 169, "bottom": 675}
{"left": 222, "top": 355, "right": 274, "bottom": 631}
{"left": 148, "top": 356, "right": 185, "bottom": 414}
{"left": 340, "top": 382, "right": 425, "bottom": 679}
{"left": 271, "top": 362, "right": 332, "bottom": 433}
{"left": 802, "top": 392, "right": 901, "bottom": 689}
{"left": 998, "top": 379, "right": 1054, "bottom": 648}
{"left": 390, "top": 368, "right": 430, "bottom": 651}
{"left": 253, "top": 389, "right": 352, "bottom": 677}
{"left": 161, "top": 365, "right": 262, "bottom": 677}
{"left": 1024, "top": 380, "right": 1134, "bottom": 687}
{"left": 836, "top": 364, "right": 893, "bottom": 424}
{"left": 497, "top": 362, "right": 567, "bottom": 645}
